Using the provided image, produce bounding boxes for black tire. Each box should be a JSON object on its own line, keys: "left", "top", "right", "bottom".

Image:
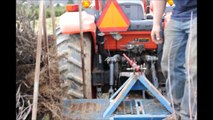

{"left": 56, "top": 28, "right": 92, "bottom": 99}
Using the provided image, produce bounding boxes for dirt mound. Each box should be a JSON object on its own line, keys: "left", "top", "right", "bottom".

{"left": 16, "top": 2, "right": 66, "bottom": 119}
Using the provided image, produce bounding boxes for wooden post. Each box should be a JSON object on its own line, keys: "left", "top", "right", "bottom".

{"left": 50, "top": 0, "right": 56, "bottom": 39}
{"left": 42, "top": 0, "right": 50, "bottom": 83}
{"left": 31, "top": 0, "right": 44, "bottom": 120}
{"left": 78, "top": 0, "right": 86, "bottom": 98}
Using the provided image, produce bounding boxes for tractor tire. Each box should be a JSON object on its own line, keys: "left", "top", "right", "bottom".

{"left": 56, "top": 28, "right": 92, "bottom": 99}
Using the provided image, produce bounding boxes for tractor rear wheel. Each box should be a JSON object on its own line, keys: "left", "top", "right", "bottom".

{"left": 56, "top": 29, "right": 92, "bottom": 99}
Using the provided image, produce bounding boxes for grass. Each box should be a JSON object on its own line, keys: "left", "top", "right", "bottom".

{"left": 32, "top": 17, "right": 60, "bottom": 35}
{"left": 31, "top": 6, "right": 65, "bottom": 35}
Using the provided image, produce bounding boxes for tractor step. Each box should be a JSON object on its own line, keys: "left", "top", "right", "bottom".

{"left": 63, "top": 99, "right": 170, "bottom": 120}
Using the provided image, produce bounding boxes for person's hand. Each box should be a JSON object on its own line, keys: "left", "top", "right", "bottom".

{"left": 151, "top": 24, "right": 163, "bottom": 44}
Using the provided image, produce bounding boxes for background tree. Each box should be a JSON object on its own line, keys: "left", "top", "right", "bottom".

{"left": 67, "top": 0, "right": 74, "bottom": 4}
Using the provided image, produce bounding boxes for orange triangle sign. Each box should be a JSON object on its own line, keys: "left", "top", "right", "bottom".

{"left": 96, "top": 0, "right": 130, "bottom": 32}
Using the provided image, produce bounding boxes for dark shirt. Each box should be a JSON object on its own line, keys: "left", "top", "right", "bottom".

{"left": 172, "top": 0, "right": 197, "bottom": 20}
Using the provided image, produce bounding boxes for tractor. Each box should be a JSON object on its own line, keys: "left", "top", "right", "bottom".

{"left": 56, "top": 0, "right": 174, "bottom": 119}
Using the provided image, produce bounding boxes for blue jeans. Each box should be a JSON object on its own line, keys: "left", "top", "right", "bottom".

{"left": 161, "top": 17, "right": 197, "bottom": 119}
{"left": 181, "top": 17, "right": 197, "bottom": 120}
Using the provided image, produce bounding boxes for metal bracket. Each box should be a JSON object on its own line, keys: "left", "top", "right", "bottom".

{"left": 103, "top": 74, "right": 173, "bottom": 118}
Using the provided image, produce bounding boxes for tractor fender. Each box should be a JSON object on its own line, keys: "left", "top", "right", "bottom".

{"left": 59, "top": 11, "right": 97, "bottom": 52}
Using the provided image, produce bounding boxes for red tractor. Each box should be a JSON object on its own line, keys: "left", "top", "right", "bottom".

{"left": 56, "top": 0, "right": 173, "bottom": 99}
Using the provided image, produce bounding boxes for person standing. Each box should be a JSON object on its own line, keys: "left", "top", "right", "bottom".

{"left": 151, "top": 0, "right": 197, "bottom": 119}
